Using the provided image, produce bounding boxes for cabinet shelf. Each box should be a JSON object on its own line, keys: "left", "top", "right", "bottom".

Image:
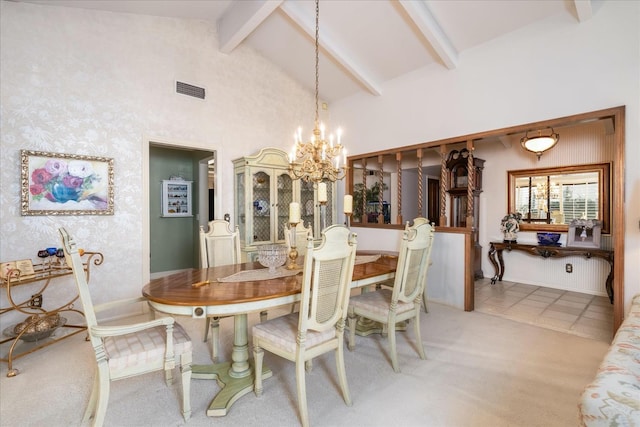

{"left": 161, "top": 180, "right": 192, "bottom": 217}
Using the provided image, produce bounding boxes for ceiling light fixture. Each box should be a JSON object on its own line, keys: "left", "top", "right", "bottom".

{"left": 520, "top": 128, "right": 559, "bottom": 161}
{"left": 288, "top": 0, "right": 347, "bottom": 183}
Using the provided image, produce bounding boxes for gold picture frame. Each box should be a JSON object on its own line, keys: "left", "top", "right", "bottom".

{"left": 21, "top": 150, "right": 114, "bottom": 216}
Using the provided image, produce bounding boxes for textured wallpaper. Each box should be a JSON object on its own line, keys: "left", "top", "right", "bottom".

{"left": 0, "top": 1, "right": 314, "bottom": 326}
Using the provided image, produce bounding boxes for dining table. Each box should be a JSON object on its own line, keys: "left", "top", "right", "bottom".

{"left": 142, "top": 251, "right": 398, "bottom": 417}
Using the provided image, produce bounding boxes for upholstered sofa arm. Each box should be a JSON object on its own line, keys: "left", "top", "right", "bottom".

{"left": 578, "top": 294, "right": 640, "bottom": 426}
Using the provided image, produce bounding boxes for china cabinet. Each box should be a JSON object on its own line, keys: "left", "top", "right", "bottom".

{"left": 0, "top": 251, "right": 103, "bottom": 376}
{"left": 161, "top": 179, "right": 193, "bottom": 217}
{"left": 233, "top": 148, "right": 335, "bottom": 261}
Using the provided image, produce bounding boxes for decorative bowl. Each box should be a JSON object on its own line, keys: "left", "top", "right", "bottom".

{"left": 537, "top": 232, "right": 561, "bottom": 246}
{"left": 3, "top": 314, "right": 67, "bottom": 342}
{"left": 258, "top": 245, "right": 288, "bottom": 273}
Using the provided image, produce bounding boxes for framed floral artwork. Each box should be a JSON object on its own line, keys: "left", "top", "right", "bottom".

{"left": 21, "top": 150, "right": 114, "bottom": 215}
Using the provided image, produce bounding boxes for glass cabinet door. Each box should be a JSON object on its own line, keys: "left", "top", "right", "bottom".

{"left": 300, "top": 180, "right": 315, "bottom": 231}
{"left": 324, "top": 179, "right": 334, "bottom": 226}
{"left": 276, "top": 172, "right": 293, "bottom": 242}
{"left": 252, "top": 170, "right": 271, "bottom": 244}
{"left": 236, "top": 172, "right": 246, "bottom": 242}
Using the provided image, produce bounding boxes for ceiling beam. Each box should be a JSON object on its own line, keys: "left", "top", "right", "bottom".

{"left": 217, "top": 0, "right": 283, "bottom": 54}
{"left": 280, "top": 1, "right": 382, "bottom": 97}
{"left": 397, "top": 0, "right": 458, "bottom": 70}
{"left": 498, "top": 136, "right": 513, "bottom": 149}
{"left": 573, "top": 0, "right": 593, "bottom": 22}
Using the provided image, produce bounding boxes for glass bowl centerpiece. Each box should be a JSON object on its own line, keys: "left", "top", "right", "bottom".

{"left": 258, "top": 244, "right": 288, "bottom": 274}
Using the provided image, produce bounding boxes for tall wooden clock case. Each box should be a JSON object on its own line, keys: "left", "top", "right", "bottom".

{"left": 446, "top": 148, "right": 485, "bottom": 279}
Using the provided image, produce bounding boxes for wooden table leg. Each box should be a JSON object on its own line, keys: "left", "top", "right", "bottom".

{"left": 192, "top": 313, "right": 272, "bottom": 416}
{"left": 488, "top": 243, "right": 500, "bottom": 284}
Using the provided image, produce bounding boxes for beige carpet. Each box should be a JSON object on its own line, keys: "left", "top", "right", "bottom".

{"left": 0, "top": 302, "right": 609, "bottom": 427}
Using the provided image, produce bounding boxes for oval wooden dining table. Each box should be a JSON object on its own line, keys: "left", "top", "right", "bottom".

{"left": 142, "top": 252, "right": 397, "bottom": 417}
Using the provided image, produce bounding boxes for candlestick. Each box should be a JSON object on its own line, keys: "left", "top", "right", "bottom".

{"left": 319, "top": 201, "right": 327, "bottom": 231}
{"left": 286, "top": 222, "right": 300, "bottom": 270}
{"left": 318, "top": 182, "right": 327, "bottom": 203}
{"left": 289, "top": 202, "right": 300, "bottom": 224}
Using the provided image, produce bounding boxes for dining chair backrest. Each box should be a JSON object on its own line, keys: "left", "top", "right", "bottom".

{"left": 298, "top": 224, "right": 357, "bottom": 334}
{"left": 200, "top": 220, "right": 241, "bottom": 268}
{"left": 60, "top": 227, "right": 100, "bottom": 348}
{"left": 392, "top": 219, "right": 435, "bottom": 306}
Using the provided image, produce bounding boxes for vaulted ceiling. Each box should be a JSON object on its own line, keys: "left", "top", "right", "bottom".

{"left": 12, "top": 0, "right": 595, "bottom": 104}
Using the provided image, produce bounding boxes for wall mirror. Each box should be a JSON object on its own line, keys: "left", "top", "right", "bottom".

{"left": 507, "top": 163, "right": 611, "bottom": 233}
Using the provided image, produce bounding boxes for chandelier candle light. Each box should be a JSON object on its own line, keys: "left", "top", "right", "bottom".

{"left": 288, "top": 0, "right": 347, "bottom": 184}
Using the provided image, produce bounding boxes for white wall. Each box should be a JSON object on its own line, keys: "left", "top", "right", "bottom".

{"left": 333, "top": 1, "right": 640, "bottom": 313}
{"left": 0, "top": 1, "right": 313, "bottom": 325}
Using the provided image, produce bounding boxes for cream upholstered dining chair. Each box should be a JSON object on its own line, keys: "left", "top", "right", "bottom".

{"left": 253, "top": 225, "right": 357, "bottom": 427}
{"left": 199, "top": 219, "right": 241, "bottom": 361}
{"left": 411, "top": 216, "right": 433, "bottom": 312}
{"left": 59, "top": 227, "right": 191, "bottom": 426}
{"left": 347, "top": 218, "right": 435, "bottom": 373}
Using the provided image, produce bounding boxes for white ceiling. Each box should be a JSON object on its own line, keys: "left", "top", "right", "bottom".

{"left": 12, "top": 0, "right": 594, "bottom": 104}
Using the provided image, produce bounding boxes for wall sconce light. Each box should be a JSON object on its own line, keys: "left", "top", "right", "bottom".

{"left": 520, "top": 128, "right": 559, "bottom": 160}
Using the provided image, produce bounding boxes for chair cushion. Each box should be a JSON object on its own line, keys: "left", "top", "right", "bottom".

{"left": 104, "top": 322, "right": 192, "bottom": 373}
{"left": 253, "top": 313, "right": 336, "bottom": 354}
{"left": 349, "top": 288, "right": 415, "bottom": 317}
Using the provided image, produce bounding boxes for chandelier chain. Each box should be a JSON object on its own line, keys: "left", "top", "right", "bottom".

{"left": 288, "top": 0, "right": 348, "bottom": 183}
{"left": 315, "top": 0, "right": 319, "bottom": 127}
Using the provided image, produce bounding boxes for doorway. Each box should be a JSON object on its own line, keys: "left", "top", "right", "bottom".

{"left": 146, "top": 142, "right": 215, "bottom": 278}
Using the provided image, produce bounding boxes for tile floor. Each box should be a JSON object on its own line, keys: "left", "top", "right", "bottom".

{"left": 474, "top": 278, "right": 613, "bottom": 342}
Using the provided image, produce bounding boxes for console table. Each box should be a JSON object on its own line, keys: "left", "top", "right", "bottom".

{"left": 487, "top": 242, "right": 614, "bottom": 303}
{"left": 1, "top": 252, "right": 103, "bottom": 376}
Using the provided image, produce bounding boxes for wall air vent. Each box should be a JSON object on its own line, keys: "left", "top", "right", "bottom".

{"left": 176, "top": 81, "right": 205, "bottom": 99}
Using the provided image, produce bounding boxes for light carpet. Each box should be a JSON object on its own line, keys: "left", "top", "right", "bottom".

{"left": 0, "top": 302, "right": 609, "bottom": 427}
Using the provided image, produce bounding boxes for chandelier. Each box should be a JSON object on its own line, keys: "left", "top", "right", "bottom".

{"left": 288, "top": 0, "right": 347, "bottom": 183}
{"left": 535, "top": 181, "right": 560, "bottom": 201}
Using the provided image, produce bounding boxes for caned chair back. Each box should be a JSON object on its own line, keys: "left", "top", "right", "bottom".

{"left": 346, "top": 217, "right": 435, "bottom": 372}
{"left": 200, "top": 220, "right": 241, "bottom": 268}
{"left": 252, "top": 224, "right": 357, "bottom": 426}
{"left": 392, "top": 219, "right": 435, "bottom": 306}
{"left": 298, "top": 225, "right": 357, "bottom": 335}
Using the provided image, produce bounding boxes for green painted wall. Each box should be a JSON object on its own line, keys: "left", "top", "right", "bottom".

{"left": 149, "top": 146, "right": 211, "bottom": 273}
